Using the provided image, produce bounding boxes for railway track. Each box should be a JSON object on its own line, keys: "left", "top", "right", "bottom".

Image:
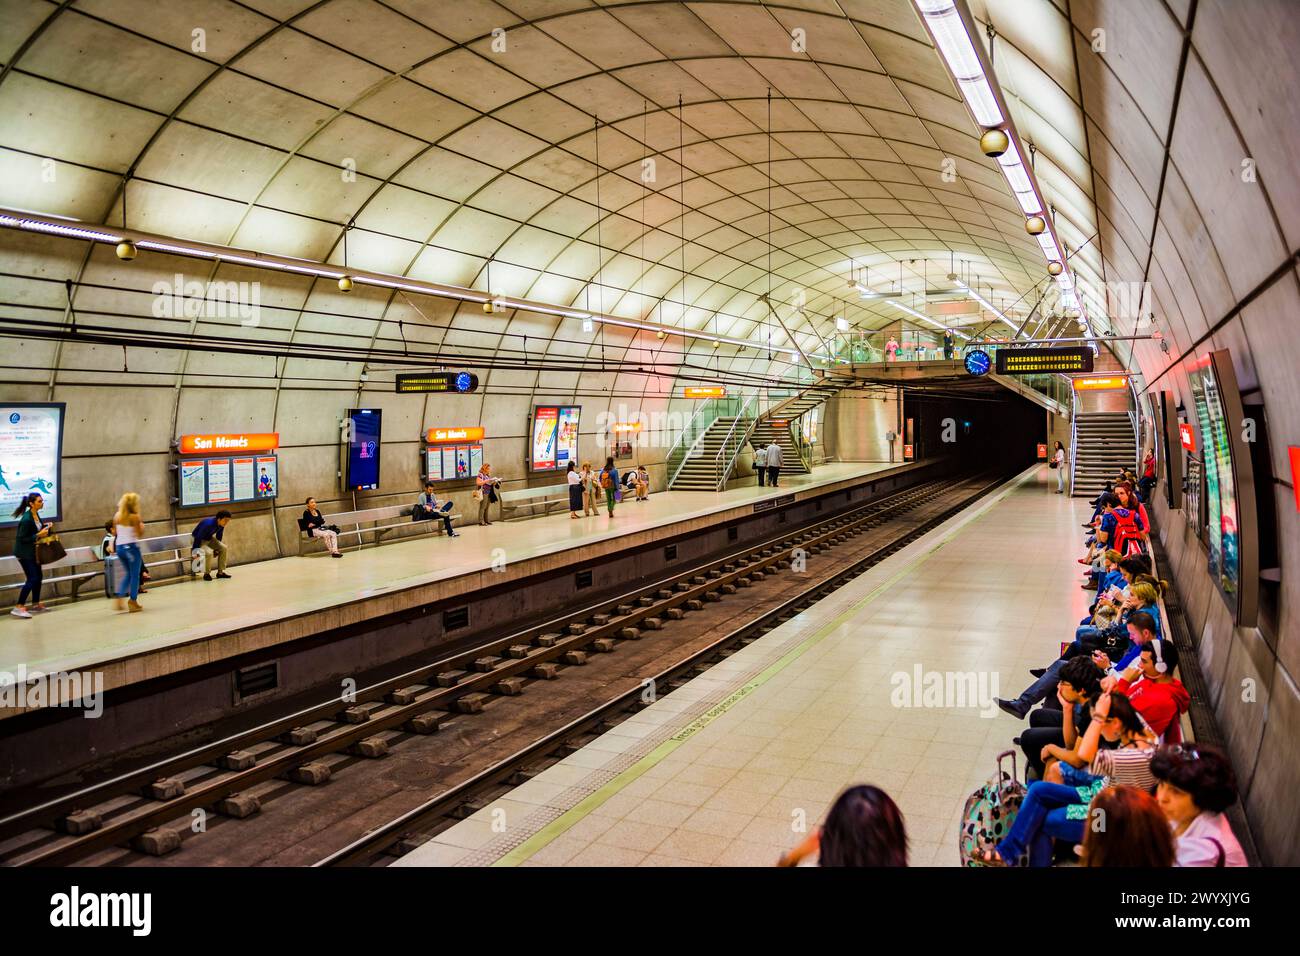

{"left": 0, "top": 469, "right": 1009, "bottom": 867}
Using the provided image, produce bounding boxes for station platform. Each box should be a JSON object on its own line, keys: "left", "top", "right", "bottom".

{"left": 0, "top": 460, "right": 931, "bottom": 717}
{"left": 395, "top": 463, "right": 1091, "bottom": 867}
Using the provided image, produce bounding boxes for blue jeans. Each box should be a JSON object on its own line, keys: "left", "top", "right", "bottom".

{"left": 115, "top": 542, "right": 142, "bottom": 601}
{"left": 996, "top": 781, "right": 1086, "bottom": 867}
{"left": 1012, "top": 657, "right": 1066, "bottom": 711}
{"left": 1075, "top": 625, "right": 1101, "bottom": 642}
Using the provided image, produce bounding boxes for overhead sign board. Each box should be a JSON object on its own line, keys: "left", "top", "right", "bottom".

{"left": 996, "top": 347, "right": 1094, "bottom": 375}
{"left": 683, "top": 386, "right": 726, "bottom": 399}
{"left": 426, "top": 426, "right": 484, "bottom": 444}
{"left": 179, "top": 433, "right": 279, "bottom": 455}
{"left": 1073, "top": 376, "right": 1129, "bottom": 391}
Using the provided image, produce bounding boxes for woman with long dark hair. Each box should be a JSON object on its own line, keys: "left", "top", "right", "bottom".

{"left": 1052, "top": 440, "right": 1067, "bottom": 494}
{"left": 10, "top": 492, "right": 53, "bottom": 618}
{"left": 777, "top": 785, "right": 909, "bottom": 867}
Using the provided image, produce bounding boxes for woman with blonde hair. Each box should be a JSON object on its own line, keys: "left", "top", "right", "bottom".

{"left": 113, "top": 492, "right": 145, "bottom": 612}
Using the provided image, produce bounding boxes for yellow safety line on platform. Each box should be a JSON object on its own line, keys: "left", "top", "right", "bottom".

{"left": 491, "top": 465, "right": 1041, "bottom": 866}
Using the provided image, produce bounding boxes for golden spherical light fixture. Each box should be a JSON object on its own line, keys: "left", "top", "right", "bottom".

{"left": 1047, "top": 260, "right": 1064, "bottom": 276}
{"left": 656, "top": 329, "right": 666, "bottom": 340}
{"left": 482, "top": 300, "right": 495, "bottom": 314}
{"left": 1025, "top": 216, "right": 1046, "bottom": 235}
{"left": 979, "top": 128, "right": 1009, "bottom": 158}
{"left": 338, "top": 275, "right": 354, "bottom": 293}
{"left": 115, "top": 240, "right": 137, "bottom": 261}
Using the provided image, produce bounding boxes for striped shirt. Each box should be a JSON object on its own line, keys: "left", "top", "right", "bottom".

{"left": 1091, "top": 745, "right": 1156, "bottom": 790}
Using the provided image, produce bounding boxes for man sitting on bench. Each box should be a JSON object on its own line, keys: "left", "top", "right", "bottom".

{"left": 413, "top": 482, "right": 459, "bottom": 537}
{"left": 192, "top": 510, "right": 232, "bottom": 581}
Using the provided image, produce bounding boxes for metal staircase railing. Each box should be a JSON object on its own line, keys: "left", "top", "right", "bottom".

{"left": 711, "top": 394, "right": 758, "bottom": 491}
{"left": 1069, "top": 386, "right": 1080, "bottom": 495}
{"left": 666, "top": 396, "right": 724, "bottom": 488}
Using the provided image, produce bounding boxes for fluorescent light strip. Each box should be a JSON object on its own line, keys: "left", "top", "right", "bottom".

{"left": 1, "top": 208, "right": 842, "bottom": 360}
{"left": 885, "top": 299, "right": 970, "bottom": 339}
{"left": 921, "top": 6, "right": 1004, "bottom": 127}
{"left": 955, "top": 281, "right": 1022, "bottom": 333}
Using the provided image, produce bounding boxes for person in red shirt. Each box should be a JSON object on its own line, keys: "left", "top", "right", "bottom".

{"left": 1103, "top": 639, "right": 1190, "bottom": 740}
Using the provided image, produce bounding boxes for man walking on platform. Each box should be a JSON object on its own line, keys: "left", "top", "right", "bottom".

{"left": 765, "top": 440, "right": 783, "bottom": 488}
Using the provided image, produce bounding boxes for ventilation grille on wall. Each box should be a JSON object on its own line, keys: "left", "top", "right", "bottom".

{"left": 235, "top": 662, "right": 278, "bottom": 701}
{"left": 728, "top": 526, "right": 738, "bottom": 541}
{"left": 664, "top": 545, "right": 678, "bottom": 560}
{"left": 575, "top": 569, "right": 593, "bottom": 589}
{"left": 444, "top": 606, "right": 470, "bottom": 631}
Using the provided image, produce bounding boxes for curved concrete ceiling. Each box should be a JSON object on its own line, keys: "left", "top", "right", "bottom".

{"left": 1, "top": 0, "right": 1057, "bottom": 359}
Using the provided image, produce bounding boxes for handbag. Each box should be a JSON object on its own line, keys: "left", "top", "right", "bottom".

{"left": 473, "top": 487, "right": 484, "bottom": 501}
{"left": 1048, "top": 459, "right": 1058, "bottom": 469}
{"left": 36, "top": 535, "right": 67, "bottom": 565}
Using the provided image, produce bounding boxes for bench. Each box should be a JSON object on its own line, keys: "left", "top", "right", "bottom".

{"left": 1, "top": 532, "right": 199, "bottom": 605}
{"left": 296, "top": 504, "right": 461, "bottom": 554}
{"left": 499, "top": 483, "right": 570, "bottom": 520}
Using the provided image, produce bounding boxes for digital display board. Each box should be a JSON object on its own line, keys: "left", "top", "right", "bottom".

{"left": 0, "top": 403, "right": 64, "bottom": 524}
{"left": 347, "top": 408, "right": 382, "bottom": 490}
{"left": 531, "top": 406, "right": 580, "bottom": 471}
{"left": 995, "top": 347, "right": 1093, "bottom": 375}
{"left": 683, "top": 386, "right": 726, "bottom": 399}
{"left": 395, "top": 372, "right": 480, "bottom": 393}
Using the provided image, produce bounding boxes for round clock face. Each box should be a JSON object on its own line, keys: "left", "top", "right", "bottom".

{"left": 965, "top": 349, "right": 992, "bottom": 376}
{"left": 455, "top": 372, "right": 472, "bottom": 392}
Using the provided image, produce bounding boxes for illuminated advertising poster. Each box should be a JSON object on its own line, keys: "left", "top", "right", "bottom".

{"left": 531, "top": 406, "right": 560, "bottom": 470}
{"left": 0, "top": 403, "right": 65, "bottom": 524}
{"left": 255, "top": 457, "right": 277, "bottom": 498}
{"left": 206, "top": 459, "right": 232, "bottom": 503}
{"left": 1190, "top": 361, "right": 1243, "bottom": 601}
{"left": 556, "top": 406, "right": 580, "bottom": 469}
{"left": 426, "top": 448, "right": 443, "bottom": 482}
{"left": 231, "top": 457, "right": 256, "bottom": 501}
{"left": 179, "top": 460, "right": 207, "bottom": 508}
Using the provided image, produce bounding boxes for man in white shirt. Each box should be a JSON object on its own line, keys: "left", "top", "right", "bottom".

{"left": 765, "top": 441, "right": 783, "bottom": 487}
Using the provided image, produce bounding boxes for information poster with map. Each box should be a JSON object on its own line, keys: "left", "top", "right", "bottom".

{"left": 0, "top": 403, "right": 65, "bottom": 524}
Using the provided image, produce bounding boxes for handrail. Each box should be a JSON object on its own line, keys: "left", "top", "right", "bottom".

{"left": 712, "top": 394, "right": 758, "bottom": 490}
{"left": 666, "top": 397, "right": 717, "bottom": 488}
{"left": 1069, "top": 386, "right": 1080, "bottom": 495}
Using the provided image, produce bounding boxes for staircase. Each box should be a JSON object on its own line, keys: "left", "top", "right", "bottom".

{"left": 1071, "top": 412, "right": 1137, "bottom": 497}
{"left": 749, "top": 382, "right": 840, "bottom": 476}
{"left": 671, "top": 416, "right": 748, "bottom": 490}
{"left": 749, "top": 419, "right": 807, "bottom": 475}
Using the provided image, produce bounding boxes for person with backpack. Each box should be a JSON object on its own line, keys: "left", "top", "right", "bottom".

{"left": 598, "top": 457, "right": 619, "bottom": 517}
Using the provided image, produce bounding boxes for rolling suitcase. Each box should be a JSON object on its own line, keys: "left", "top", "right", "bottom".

{"left": 102, "top": 554, "right": 121, "bottom": 598}
{"left": 959, "top": 749, "right": 1026, "bottom": 866}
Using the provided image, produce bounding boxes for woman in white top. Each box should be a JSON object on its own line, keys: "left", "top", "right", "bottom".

{"left": 112, "top": 492, "right": 145, "bottom": 612}
{"left": 566, "top": 461, "right": 582, "bottom": 519}
{"left": 1052, "top": 440, "right": 1068, "bottom": 494}
{"left": 580, "top": 461, "right": 597, "bottom": 517}
{"left": 1151, "top": 744, "right": 1248, "bottom": 866}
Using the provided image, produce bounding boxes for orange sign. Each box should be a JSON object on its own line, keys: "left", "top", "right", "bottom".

{"left": 903, "top": 444, "right": 914, "bottom": 460}
{"left": 1073, "top": 376, "right": 1129, "bottom": 391}
{"left": 1037, "top": 443, "right": 1048, "bottom": 460}
{"left": 180, "top": 433, "right": 278, "bottom": 454}
{"left": 684, "top": 386, "right": 727, "bottom": 399}
{"left": 769, "top": 419, "right": 790, "bottom": 427}
{"left": 610, "top": 422, "right": 642, "bottom": 433}
{"left": 426, "top": 426, "right": 484, "bottom": 444}
{"left": 1180, "top": 423, "right": 1196, "bottom": 452}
